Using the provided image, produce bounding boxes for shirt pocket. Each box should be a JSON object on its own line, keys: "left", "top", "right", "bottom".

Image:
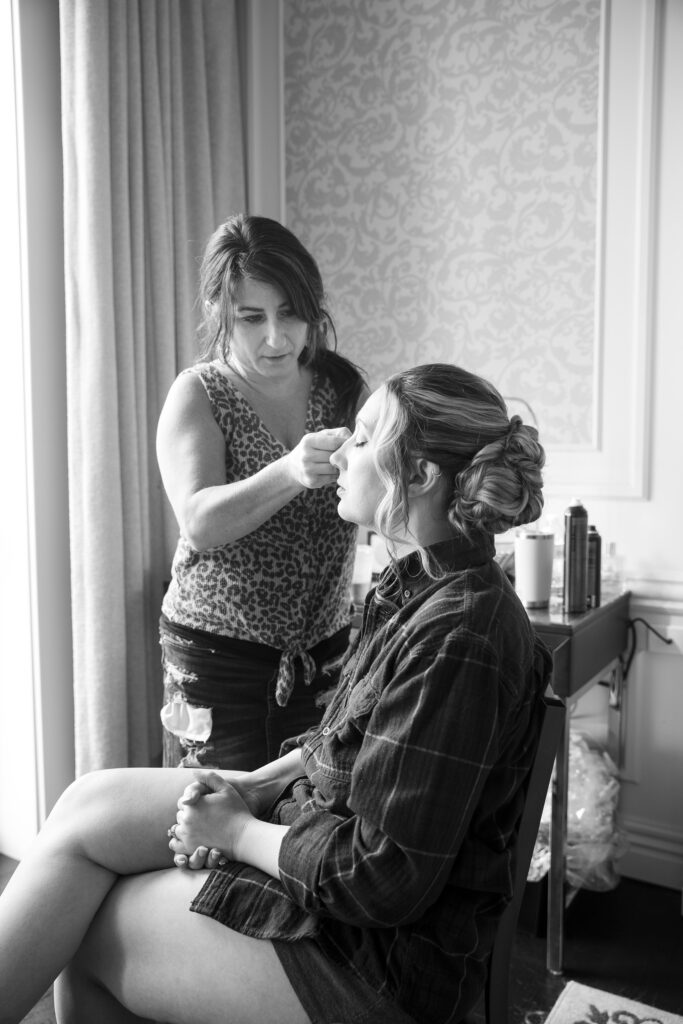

{"left": 317, "top": 674, "right": 381, "bottom": 783}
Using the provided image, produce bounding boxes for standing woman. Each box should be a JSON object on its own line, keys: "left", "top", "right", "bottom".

{"left": 157, "top": 214, "right": 367, "bottom": 770}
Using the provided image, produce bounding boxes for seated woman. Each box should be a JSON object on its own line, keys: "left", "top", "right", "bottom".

{"left": 0, "top": 363, "right": 551, "bottom": 1024}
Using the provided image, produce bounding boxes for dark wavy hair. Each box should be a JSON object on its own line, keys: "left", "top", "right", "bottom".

{"left": 195, "top": 214, "right": 365, "bottom": 426}
{"left": 372, "top": 363, "right": 545, "bottom": 569}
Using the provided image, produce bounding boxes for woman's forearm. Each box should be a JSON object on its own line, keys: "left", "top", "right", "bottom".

{"left": 180, "top": 423, "right": 348, "bottom": 550}
{"left": 234, "top": 818, "right": 290, "bottom": 879}
{"left": 229, "top": 748, "right": 304, "bottom": 818}
{"left": 232, "top": 750, "right": 303, "bottom": 877}
{"left": 174, "top": 763, "right": 301, "bottom": 879}
{"left": 181, "top": 456, "right": 304, "bottom": 550}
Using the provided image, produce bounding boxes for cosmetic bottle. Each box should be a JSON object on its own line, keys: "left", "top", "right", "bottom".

{"left": 563, "top": 499, "right": 588, "bottom": 613}
{"left": 602, "top": 541, "right": 625, "bottom": 594}
{"left": 587, "top": 524, "right": 602, "bottom": 608}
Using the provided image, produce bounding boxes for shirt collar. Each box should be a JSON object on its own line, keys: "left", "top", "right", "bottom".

{"left": 375, "top": 531, "right": 496, "bottom": 606}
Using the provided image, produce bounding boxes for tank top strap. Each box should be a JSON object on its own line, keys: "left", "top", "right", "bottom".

{"left": 183, "top": 363, "right": 243, "bottom": 441}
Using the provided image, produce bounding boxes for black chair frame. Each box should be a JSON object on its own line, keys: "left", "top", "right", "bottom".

{"left": 483, "top": 688, "right": 565, "bottom": 1024}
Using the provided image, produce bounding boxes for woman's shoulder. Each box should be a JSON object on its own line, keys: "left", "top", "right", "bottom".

{"left": 162, "top": 363, "right": 242, "bottom": 439}
{"left": 183, "top": 360, "right": 232, "bottom": 385}
{"left": 406, "top": 561, "right": 526, "bottom": 644}
{"left": 174, "top": 362, "right": 239, "bottom": 403}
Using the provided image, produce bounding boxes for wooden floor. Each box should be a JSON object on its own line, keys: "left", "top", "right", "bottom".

{"left": 508, "top": 877, "right": 683, "bottom": 1023}
{"left": 1, "top": 854, "right": 682, "bottom": 1023}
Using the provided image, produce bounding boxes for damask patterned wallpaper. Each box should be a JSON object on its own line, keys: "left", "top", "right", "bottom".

{"left": 284, "top": 0, "right": 601, "bottom": 446}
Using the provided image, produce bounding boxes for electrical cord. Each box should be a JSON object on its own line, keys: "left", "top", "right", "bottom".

{"left": 622, "top": 616, "right": 673, "bottom": 680}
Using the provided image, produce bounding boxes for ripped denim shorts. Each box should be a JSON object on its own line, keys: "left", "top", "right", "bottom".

{"left": 159, "top": 615, "right": 349, "bottom": 771}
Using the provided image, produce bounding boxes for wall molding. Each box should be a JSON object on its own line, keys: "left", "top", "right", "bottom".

{"left": 243, "top": 0, "right": 285, "bottom": 221}
{"left": 618, "top": 585, "right": 681, "bottom": 889}
{"left": 628, "top": 578, "right": 683, "bottom": 635}
{"left": 544, "top": 0, "right": 661, "bottom": 499}
{"left": 619, "top": 814, "right": 683, "bottom": 890}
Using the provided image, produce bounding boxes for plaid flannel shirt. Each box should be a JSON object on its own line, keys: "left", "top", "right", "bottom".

{"left": 192, "top": 533, "right": 552, "bottom": 1023}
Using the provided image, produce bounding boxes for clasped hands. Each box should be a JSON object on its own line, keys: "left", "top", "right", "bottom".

{"left": 167, "top": 771, "right": 254, "bottom": 871}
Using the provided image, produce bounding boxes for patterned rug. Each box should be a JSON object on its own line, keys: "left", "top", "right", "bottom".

{"left": 545, "top": 982, "right": 683, "bottom": 1024}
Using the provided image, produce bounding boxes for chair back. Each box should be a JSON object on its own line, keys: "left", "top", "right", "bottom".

{"left": 484, "top": 689, "right": 565, "bottom": 1024}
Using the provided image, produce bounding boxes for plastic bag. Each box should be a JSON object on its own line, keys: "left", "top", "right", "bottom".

{"left": 528, "top": 729, "right": 627, "bottom": 890}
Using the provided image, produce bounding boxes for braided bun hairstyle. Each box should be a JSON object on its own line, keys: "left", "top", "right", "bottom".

{"left": 374, "top": 364, "right": 545, "bottom": 551}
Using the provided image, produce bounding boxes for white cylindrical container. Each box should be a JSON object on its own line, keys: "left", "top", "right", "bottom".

{"left": 514, "top": 531, "right": 555, "bottom": 609}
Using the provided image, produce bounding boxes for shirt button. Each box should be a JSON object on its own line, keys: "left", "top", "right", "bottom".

{"left": 322, "top": 726, "right": 331, "bottom": 735}
{"left": 403, "top": 589, "right": 411, "bottom": 598}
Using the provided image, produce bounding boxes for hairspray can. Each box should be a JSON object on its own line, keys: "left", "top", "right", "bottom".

{"left": 587, "top": 524, "right": 602, "bottom": 609}
{"left": 563, "top": 499, "right": 588, "bottom": 613}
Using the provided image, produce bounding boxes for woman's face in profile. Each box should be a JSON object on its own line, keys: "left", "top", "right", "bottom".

{"left": 330, "top": 386, "right": 388, "bottom": 528}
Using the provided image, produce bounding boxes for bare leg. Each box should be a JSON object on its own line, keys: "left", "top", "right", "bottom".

{"left": 55, "top": 867, "right": 310, "bottom": 1024}
{"left": 0, "top": 767, "right": 203, "bottom": 1024}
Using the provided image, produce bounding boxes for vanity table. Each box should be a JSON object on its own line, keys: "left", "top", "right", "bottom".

{"left": 526, "top": 590, "right": 631, "bottom": 975}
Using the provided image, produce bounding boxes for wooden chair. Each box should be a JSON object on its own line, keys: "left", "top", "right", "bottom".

{"left": 481, "top": 689, "right": 565, "bottom": 1024}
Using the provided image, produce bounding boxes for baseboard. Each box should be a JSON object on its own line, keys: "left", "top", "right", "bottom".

{"left": 628, "top": 578, "right": 683, "bottom": 629}
{"left": 618, "top": 814, "right": 683, "bottom": 890}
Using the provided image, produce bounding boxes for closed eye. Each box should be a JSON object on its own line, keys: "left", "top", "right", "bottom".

{"left": 237, "top": 310, "right": 265, "bottom": 323}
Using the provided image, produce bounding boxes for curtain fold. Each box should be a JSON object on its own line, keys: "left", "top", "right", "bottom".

{"left": 60, "top": 0, "right": 245, "bottom": 773}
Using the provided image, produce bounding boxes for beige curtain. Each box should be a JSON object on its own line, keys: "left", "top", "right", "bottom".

{"left": 60, "top": 0, "right": 245, "bottom": 773}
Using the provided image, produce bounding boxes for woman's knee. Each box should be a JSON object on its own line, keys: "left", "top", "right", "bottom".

{"left": 43, "top": 769, "right": 155, "bottom": 860}
{"left": 40, "top": 768, "right": 192, "bottom": 876}
{"left": 43, "top": 770, "right": 118, "bottom": 842}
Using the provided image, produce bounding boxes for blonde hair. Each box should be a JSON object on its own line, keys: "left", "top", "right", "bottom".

{"left": 373, "top": 364, "right": 545, "bottom": 571}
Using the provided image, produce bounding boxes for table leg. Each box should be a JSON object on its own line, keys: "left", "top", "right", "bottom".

{"left": 547, "top": 703, "right": 569, "bottom": 974}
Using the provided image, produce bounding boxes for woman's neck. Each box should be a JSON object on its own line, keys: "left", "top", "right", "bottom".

{"left": 404, "top": 484, "right": 456, "bottom": 550}
{"left": 216, "top": 358, "right": 310, "bottom": 401}
{"left": 391, "top": 509, "right": 455, "bottom": 552}
{"left": 410, "top": 519, "right": 457, "bottom": 549}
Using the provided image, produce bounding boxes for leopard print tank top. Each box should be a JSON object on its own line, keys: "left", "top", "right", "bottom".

{"left": 161, "top": 363, "right": 357, "bottom": 702}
